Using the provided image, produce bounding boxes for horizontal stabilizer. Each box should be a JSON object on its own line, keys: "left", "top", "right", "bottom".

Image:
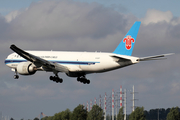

{"left": 111, "top": 55, "right": 131, "bottom": 62}
{"left": 138, "top": 53, "right": 174, "bottom": 61}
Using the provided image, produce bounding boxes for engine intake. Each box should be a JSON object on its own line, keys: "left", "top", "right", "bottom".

{"left": 17, "top": 62, "right": 37, "bottom": 75}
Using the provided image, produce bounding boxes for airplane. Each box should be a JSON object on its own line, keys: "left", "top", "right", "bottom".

{"left": 4, "top": 21, "right": 173, "bottom": 84}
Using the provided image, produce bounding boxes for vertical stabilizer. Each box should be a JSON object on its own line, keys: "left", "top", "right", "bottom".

{"left": 113, "top": 21, "right": 141, "bottom": 56}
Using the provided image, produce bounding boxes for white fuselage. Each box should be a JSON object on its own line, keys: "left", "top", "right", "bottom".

{"left": 5, "top": 51, "right": 139, "bottom": 77}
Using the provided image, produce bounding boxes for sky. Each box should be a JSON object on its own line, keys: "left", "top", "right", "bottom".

{"left": 0, "top": 0, "right": 180, "bottom": 119}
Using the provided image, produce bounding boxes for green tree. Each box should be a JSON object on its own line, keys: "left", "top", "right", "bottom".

{"left": 70, "top": 104, "right": 87, "bottom": 120}
{"left": 46, "top": 116, "right": 54, "bottom": 120}
{"left": 41, "top": 116, "right": 49, "bottom": 120}
{"left": 129, "top": 107, "right": 145, "bottom": 120}
{"left": 87, "top": 105, "right": 104, "bottom": 120}
{"left": 50, "top": 109, "right": 72, "bottom": 120}
{"left": 117, "top": 107, "right": 124, "bottom": 120}
{"left": 166, "top": 107, "right": 180, "bottom": 120}
{"left": 53, "top": 112, "right": 62, "bottom": 120}
{"left": 106, "top": 115, "right": 111, "bottom": 120}
{"left": 34, "top": 118, "right": 39, "bottom": 120}
{"left": 61, "top": 109, "right": 71, "bottom": 120}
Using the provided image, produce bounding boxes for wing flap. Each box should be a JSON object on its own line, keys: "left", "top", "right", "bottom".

{"left": 53, "top": 63, "right": 69, "bottom": 73}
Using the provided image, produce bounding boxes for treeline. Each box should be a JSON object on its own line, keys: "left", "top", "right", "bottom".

{"left": 145, "top": 107, "right": 180, "bottom": 120}
{"left": 40, "top": 104, "right": 104, "bottom": 120}
{"left": 31, "top": 105, "right": 180, "bottom": 120}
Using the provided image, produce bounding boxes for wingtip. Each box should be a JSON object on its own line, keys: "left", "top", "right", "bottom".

{"left": 10, "top": 44, "right": 18, "bottom": 51}
{"left": 164, "top": 53, "right": 175, "bottom": 56}
{"left": 10, "top": 44, "right": 15, "bottom": 48}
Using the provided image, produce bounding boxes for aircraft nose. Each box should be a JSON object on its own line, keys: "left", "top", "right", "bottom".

{"left": 5, "top": 58, "right": 9, "bottom": 65}
{"left": 5, "top": 58, "right": 13, "bottom": 68}
{"left": 5, "top": 54, "right": 12, "bottom": 67}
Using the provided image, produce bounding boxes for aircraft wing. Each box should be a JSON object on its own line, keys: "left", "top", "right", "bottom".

{"left": 10, "top": 44, "right": 69, "bottom": 73}
{"left": 138, "top": 53, "right": 174, "bottom": 61}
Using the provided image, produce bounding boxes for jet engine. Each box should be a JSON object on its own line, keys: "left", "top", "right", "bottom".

{"left": 17, "top": 62, "right": 37, "bottom": 75}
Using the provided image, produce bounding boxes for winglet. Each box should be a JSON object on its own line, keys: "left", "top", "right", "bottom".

{"left": 113, "top": 21, "right": 141, "bottom": 56}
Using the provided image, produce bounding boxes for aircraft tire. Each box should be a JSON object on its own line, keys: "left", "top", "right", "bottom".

{"left": 50, "top": 76, "right": 54, "bottom": 80}
{"left": 77, "top": 77, "right": 80, "bottom": 82}
{"left": 14, "top": 75, "right": 19, "bottom": 79}
{"left": 83, "top": 80, "right": 86, "bottom": 84}
{"left": 77, "top": 77, "right": 90, "bottom": 84}
{"left": 50, "top": 76, "right": 63, "bottom": 83}
{"left": 87, "top": 80, "right": 90, "bottom": 84}
{"left": 58, "top": 78, "right": 63, "bottom": 83}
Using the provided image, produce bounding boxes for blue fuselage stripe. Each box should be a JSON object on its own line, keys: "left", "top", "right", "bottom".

{"left": 5, "top": 59, "right": 99, "bottom": 65}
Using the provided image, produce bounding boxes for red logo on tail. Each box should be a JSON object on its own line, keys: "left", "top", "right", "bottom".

{"left": 123, "top": 35, "right": 135, "bottom": 50}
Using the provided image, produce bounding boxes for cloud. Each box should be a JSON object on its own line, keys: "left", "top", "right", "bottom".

{"left": 141, "top": 9, "right": 180, "bottom": 27}
{"left": 0, "top": 15, "right": 9, "bottom": 40}
{"left": 5, "top": 0, "right": 126, "bottom": 41}
{"left": 141, "top": 9, "right": 173, "bottom": 25}
{"left": 5, "top": 10, "right": 22, "bottom": 23}
{"left": 170, "top": 81, "right": 180, "bottom": 94}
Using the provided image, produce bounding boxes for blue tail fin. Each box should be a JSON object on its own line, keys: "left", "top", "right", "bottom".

{"left": 113, "top": 21, "right": 141, "bottom": 56}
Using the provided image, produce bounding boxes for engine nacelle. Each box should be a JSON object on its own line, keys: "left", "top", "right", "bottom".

{"left": 17, "top": 62, "right": 37, "bottom": 75}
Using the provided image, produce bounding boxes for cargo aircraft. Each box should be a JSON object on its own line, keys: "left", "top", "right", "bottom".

{"left": 4, "top": 21, "right": 172, "bottom": 84}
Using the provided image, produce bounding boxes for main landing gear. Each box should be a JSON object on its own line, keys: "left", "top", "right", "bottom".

{"left": 49, "top": 74, "right": 63, "bottom": 83}
{"left": 77, "top": 76, "right": 90, "bottom": 84}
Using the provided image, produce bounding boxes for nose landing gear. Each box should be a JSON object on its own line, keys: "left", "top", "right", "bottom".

{"left": 14, "top": 69, "right": 19, "bottom": 79}
{"left": 14, "top": 75, "right": 19, "bottom": 79}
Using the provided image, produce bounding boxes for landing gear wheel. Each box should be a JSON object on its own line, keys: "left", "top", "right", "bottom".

{"left": 49, "top": 75, "right": 63, "bottom": 83}
{"left": 77, "top": 76, "right": 90, "bottom": 84}
{"left": 77, "top": 77, "right": 80, "bottom": 82}
{"left": 14, "top": 75, "right": 19, "bottom": 79}
{"left": 87, "top": 80, "right": 90, "bottom": 84}
{"left": 50, "top": 76, "right": 54, "bottom": 80}
{"left": 83, "top": 80, "right": 86, "bottom": 84}
{"left": 59, "top": 78, "right": 63, "bottom": 83}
